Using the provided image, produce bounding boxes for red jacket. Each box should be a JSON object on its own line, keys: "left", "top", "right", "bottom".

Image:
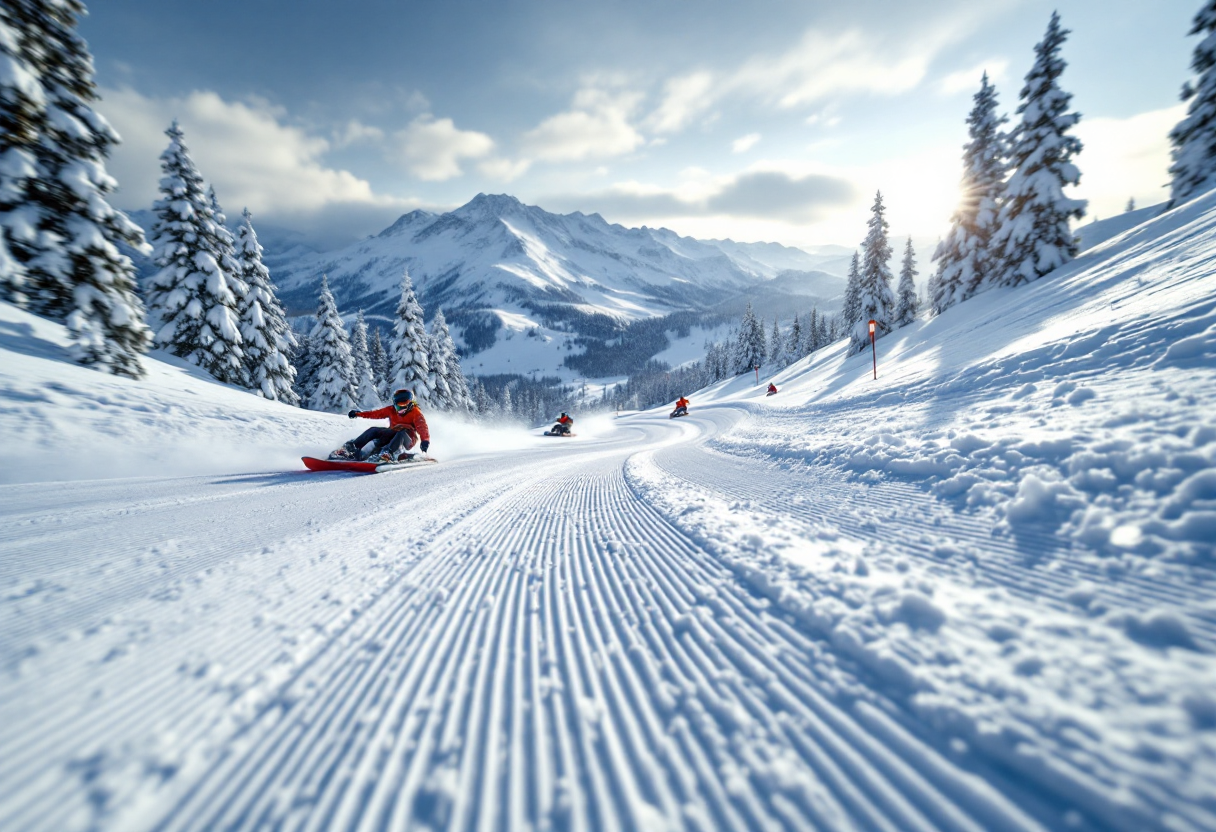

{"left": 676, "top": 397, "right": 689, "bottom": 408}
{"left": 354, "top": 403, "right": 430, "bottom": 441}
{"left": 557, "top": 415, "right": 573, "bottom": 425}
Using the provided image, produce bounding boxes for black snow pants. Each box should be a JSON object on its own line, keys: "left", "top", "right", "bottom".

{"left": 352, "top": 426, "right": 417, "bottom": 458}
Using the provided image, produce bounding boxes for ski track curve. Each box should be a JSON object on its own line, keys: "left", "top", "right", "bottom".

{"left": 0, "top": 419, "right": 1073, "bottom": 832}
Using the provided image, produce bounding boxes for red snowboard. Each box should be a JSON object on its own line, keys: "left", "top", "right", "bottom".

{"left": 302, "top": 455, "right": 437, "bottom": 474}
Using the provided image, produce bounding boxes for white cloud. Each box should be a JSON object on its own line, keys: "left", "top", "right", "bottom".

{"left": 99, "top": 86, "right": 400, "bottom": 216}
{"left": 335, "top": 119, "right": 385, "bottom": 148}
{"left": 938, "top": 59, "right": 1009, "bottom": 96}
{"left": 646, "top": 72, "right": 715, "bottom": 134}
{"left": 1073, "top": 105, "right": 1183, "bottom": 218}
{"left": 478, "top": 156, "right": 532, "bottom": 182}
{"left": 521, "top": 86, "right": 645, "bottom": 163}
{"left": 732, "top": 133, "right": 761, "bottom": 154}
{"left": 542, "top": 165, "right": 855, "bottom": 224}
{"left": 395, "top": 114, "right": 495, "bottom": 181}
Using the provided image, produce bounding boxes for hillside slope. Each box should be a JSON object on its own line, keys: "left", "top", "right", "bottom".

{"left": 0, "top": 190, "right": 1212, "bottom": 832}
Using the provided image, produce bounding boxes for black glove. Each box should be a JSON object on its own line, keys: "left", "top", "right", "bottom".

{"left": 348, "top": 409, "right": 359, "bottom": 419}
{"left": 420, "top": 440, "right": 430, "bottom": 453}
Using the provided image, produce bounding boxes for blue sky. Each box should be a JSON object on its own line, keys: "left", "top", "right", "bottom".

{"left": 82, "top": 0, "right": 1197, "bottom": 250}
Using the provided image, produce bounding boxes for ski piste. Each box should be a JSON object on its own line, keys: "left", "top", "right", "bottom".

{"left": 302, "top": 455, "right": 438, "bottom": 474}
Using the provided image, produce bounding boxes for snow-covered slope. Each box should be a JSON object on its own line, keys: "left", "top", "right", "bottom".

{"left": 1, "top": 189, "right": 1213, "bottom": 832}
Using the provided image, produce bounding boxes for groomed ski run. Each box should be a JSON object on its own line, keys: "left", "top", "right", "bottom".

{"left": 2, "top": 196, "right": 1216, "bottom": 831}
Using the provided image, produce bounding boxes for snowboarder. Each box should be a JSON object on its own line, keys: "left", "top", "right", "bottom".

{"left": 670, "top": 396, "right": 689, "bottom": 418}
{"left": 549, "top": 412, "right": 574, "bottom": 436}
{"left": 333, "top": 388, "right": 431, "bottom": 463}
{"left": 767, "top": 383, "right": 778, "bottom": 396}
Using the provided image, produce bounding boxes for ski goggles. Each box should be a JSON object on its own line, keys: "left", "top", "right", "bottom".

{"left": 394, "top": 401, "right": 413, "bottom": 412}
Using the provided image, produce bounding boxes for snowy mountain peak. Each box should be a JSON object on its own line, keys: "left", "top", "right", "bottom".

{"left": 376, "top": 209, "right": 439, "bottom": 238}
{"left": 454, "top": 192, "right": 527, "bottom": 219}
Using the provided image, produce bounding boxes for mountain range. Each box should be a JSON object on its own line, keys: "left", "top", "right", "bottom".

{"left": 130, "top": 194, "right": 848, "bottom": 381}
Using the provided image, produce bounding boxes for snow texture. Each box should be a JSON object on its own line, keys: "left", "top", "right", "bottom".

{"left": 1, "top": 189, "right": 1215, "bottom": 832}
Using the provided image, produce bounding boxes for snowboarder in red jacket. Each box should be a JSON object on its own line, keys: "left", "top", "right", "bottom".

{"left": 552, "top": 412, "right": 574, "bottom": 435}
{"left": 767, "top": 382, "right": 778, "bottom": 396}
{"left": 333, "top": 389, "right": 431, "bottom": 462}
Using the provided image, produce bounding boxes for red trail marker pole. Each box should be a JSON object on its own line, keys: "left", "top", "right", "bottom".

{"left": 754, "top": 364, "right": 759, "bottom": 384}
{"left": 868, "top": 320, "right": 877, "bottom": 380}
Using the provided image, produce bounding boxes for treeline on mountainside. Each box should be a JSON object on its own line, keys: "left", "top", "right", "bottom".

{"left": 564, "top": 311, "right": 723, "bottom": 378}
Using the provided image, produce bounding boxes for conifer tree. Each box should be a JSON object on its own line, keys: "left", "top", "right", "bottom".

{"left": 0, "top": 6, "right": 40, "bottom": 307}
{"left": 894, "top": 237, "right": 920, "bottom": 327}
{"left": 387, "top": 268, "right": 431, "bottom": 399}
{"left": 429, "top": 308, "right": 472, "bottom": 411}
{"left": 1169, "top": 2, "right": 1216, "bottom": 206}
{"left": 291, "top": 331, "right": 320, "bottom": 406}
{"left": 0, "top": 0, "right": 151, "bottom": 376}
{"left": 841, "top": 251, "right": 862, "bottom": 335}
{"left": 307, "top": 275, "right": 356, "bottom": 412}
{"left": 146, "top": 122, "right": 245, "bottom": 384}
{"left": 233, "top": 209, "right": 297, "bottom": 404}
{"left": 734, "top": 301, "right": 767, "bottom": 373}
{"left": 349, "top": 309, "right": 380, "bottom": 408}
{"left": 472, "top": 378, "right": 492, "bottom": 415}
{"left": 768, "top": 315, "right": 787, "bottom": 369}
{"left": 932, "top": 72, "right": 1007, "bottom": 312}
{"left": 991, "top": 13, "right": 1085, "bottom": 288}
{"left": 787, "top": 314, "right": 803, "bottom": 361}
{"left": 851, "top": 191, "right": 897, "bottom": 355}
{"left": 369, "top": 327, "right": 390, "bottom": 398}
{"left": 806, "top": 307, "right": 820, "bottom": 353}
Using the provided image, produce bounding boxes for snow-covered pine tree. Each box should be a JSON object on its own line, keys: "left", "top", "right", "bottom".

{"left": 472, "top": 378, "right": 492, "bottom": 415}
{"left": 291, "top": 330, "right": 319, "bottom": 405}
{"left": 990, "top": 13, "right": 1085, "bottom": 289}
{"left": 806, "top": 307, "right": 820, "bottom": 353}
{"left": 734, "top": 302, "right": 767, "bottom": 373}
{"left": 841, "top": 251, "right": 862, "bottom": 336}
{"left": 0, "top": 227, "right": 27, "bottom": 306}
{"left": 0, "top": 6, "right": 40, "bottom": 306}
{"left": 233, "top": 208, "right": 297, "bottom": 404}
{"left": 768, "top": 315, "right": 787, "bottom": 369}
{"left": 349, "top": 309, "right": 380, "bottom": 408}
{"left": 894, "top": 237, "right": 920, "bottom": 327}
{"left": 307, "top": 275, "right": 357, "bottom": 413}
{"left": 369, "top": 327, "right": 389, "bottom": 398}
{"left": 931, "top": 72, "right": 1007, "bottom": 312}
{"left": 851, "top": 191, "right": 897, "bottom": 355}
{"left": 429, "top": 308, "right": 473, "bottom": 411}
{"left": 1169, "top": 2, "right": 1216, "bottom": 206}
{"left": 146, "top": 122, "right": 246, "bottom": 384}
{"left": 387, "top": 268, "right": 431, "bottom": 400}
{"left": 0, "top": 0, "right": 151, "bottom": 376}
{"left": 424, "top": 327, "right": 453, "bottom": 409}
{"left": 787, "top": 314, "right": 803, "bottom": 361}
{"left": 500, "top": 382, "right": 514, "bottom": 418}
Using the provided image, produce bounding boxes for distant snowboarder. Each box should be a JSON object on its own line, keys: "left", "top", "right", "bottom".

{"left": 767, "top": 383, "right": 778, "bottom": 396}
{"left": 332, "top": 388, "right": 431, "bottom": 463}
{"left": 670, "top": 396, "right": 690, "bottom": 418}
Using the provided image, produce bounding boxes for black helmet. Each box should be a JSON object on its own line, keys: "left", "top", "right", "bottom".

{"left": 392, "top": 389, "right": 414, "bottom": 406}
{"left": 560, "top": 412, "right": 568, "bottom": 418}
